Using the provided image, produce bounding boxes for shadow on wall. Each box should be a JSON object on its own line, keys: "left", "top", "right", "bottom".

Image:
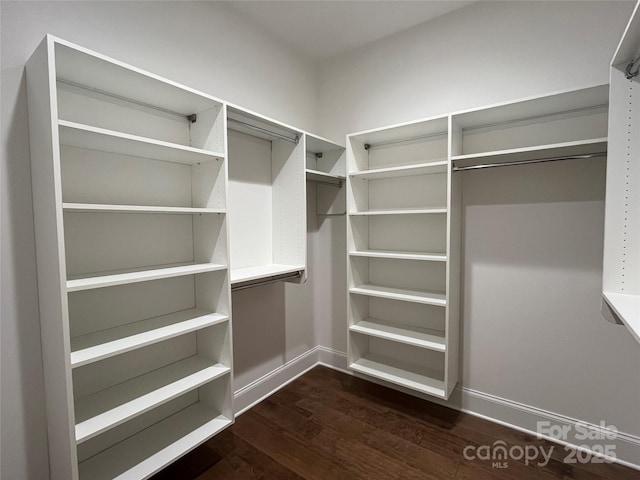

{"left": 1, "top": 66, "right": 49, "bottom": 478}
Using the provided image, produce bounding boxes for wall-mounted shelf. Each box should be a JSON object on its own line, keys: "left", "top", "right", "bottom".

{"left": 63, "top": 203, "right": 225, "bottom": 215}
{"left": 305, "top": 134, "right": 346, "bottom": 215}
{"left": 230, "top": 264, "right": 305, "bottom": 285}
{"left": 350, "top": 318, "right": 446, "bottom": 351}
{"left": 306, "top": 169, "right": 344, "bottom": 186}
{"left": 349, "top": 160, "right": 448, "bottom": 180}
{"left": 349, "top": 208, "right": 447, "bottom": 216}
{"left": 349, "top": 249, "right": 446, "bottom": 262}
{"left": 350, "top": 284, "right": 446, "bottom": 306}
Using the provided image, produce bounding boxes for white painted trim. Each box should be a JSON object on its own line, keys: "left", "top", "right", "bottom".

{"left": 234, "top": 346, "right": 640, "bottom": 470}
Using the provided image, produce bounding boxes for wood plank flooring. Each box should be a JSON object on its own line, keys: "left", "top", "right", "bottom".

{"left": 152, "top": 366, "right": 638, "bottom": 479}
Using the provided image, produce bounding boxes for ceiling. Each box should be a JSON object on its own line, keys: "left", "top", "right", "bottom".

{"left": 226, "top": 1, "right": 475, "bottom": 60}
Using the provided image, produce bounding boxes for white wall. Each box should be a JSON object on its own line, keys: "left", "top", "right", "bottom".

{"left": 317, "top": 0, "right": 640, "bottom": 444}
{"left": 1, "top": 2, "right": 318, "bottom": 479}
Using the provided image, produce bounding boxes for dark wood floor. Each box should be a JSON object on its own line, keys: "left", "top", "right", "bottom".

{"left": 153, "top": 366, "right": 638, "bottom": 479}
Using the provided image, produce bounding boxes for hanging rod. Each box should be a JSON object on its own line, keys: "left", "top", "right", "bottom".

{"left": 364, "top": 130, "right": 447, "bottom": 150}
{"left": 452, "top": 152, "right": 607, "bottom": 172}
{"left": 57, "top": 79, "right": 196, "bottom": 122}
{"left": 231, "top": 271, "right": 302, "bottom": 292}
{"left": 228, "top": 117, "right": 299, "bottom": 145}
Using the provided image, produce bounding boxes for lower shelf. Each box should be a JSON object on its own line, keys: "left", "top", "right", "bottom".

{"left": 350, "top": 354, "right": 446, "bottom": 399}
{"left": 78, "top": 404, "right": 232, "bottom": 480}
{"left": 75, "top": 356, "right": 230, "bottom": 444}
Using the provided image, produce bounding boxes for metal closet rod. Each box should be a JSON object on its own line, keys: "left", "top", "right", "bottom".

{"left": 231, "top": 271, "right": 302, "bottom": 292}
{"left": 452, "top": 152, "right": 607, "bottom": 172}
{"left": 228, "top": 117, "right": 299, "bottom": 145}
{"left": 57, "top": 79, "right": 196, "bottom": 122}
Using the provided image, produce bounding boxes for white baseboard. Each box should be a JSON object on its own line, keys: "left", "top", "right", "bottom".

{"left": 233, "top": 347, "right": 640, "bottom": 471}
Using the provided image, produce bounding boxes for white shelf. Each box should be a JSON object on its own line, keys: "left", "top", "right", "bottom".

{"left": 78, "top": 403, "right": 231, "bottom": 480}
{"left": 230, "top": 264, "right": 304, "bottom": 285}
{"left": 349, "top": 284, "right": 446, "bottom": 306}
{"left": 70, "top": 309, "right": 229, "bottom": 368}
{"left": 349, "top": 249, "right": 446, "bottom": 262}
{"left": 451, "top": 138, "right": 607, "bottom": 167}
{"left": 603, "top": 292, "right": 640, "bottom": 344}
{"left": 67, "top": 263, "right": 226, "bottom": 292}
{"left": 63, "top": 203, "right": 225, "bottom": 215}
{"left": 350, "top": 318, "right": 446, "bottom": 352}
{"left": 75, "top": 356, "right": 230, "bottom": 444}
{"left": 349, "top": 207, "right": 447, "bottom": 216}
{"left": 350, "top": 354, "right": 446, "bottom": 398}
{"left": 349, "top": 160, "right": 448, "bottom": 180}
{"left": 59, "top": 120, "right": 224, "bottom": 165}
{"left": 306, "top": 169, "right": 345, "bottom": 185}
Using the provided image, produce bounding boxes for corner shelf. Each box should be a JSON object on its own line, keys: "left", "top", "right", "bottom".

{"left": 67, "top": 263, "right": 227, "bottom": 292}
{"left": 603, "top": 293, "right": 640, "bottom": 344}
{"left": 74, "top": 356, "right": 230, "bottom": 444}
{"left": 70, "top": 309, "right": 229, "bottom": 367}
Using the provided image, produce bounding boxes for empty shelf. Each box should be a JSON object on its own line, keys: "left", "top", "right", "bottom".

{"left": 350, "top": 284, "right": 446, "bottom": 306}
{"left": 349, "top": 207, "right": 447, "bottom": 216}
{"left": 63, "top": 203, "right": 225, "bottom": 215}
{"left": 349, "top": 249, "right": 446, "bottom": 262}
{"left": 230, "top": 264, "right": 304, "bottom": 285}
{"left": 349, "top": 160, "right": 448, "bottom": 180}
{"left": 306, "top": 169, "right": 345, "bottom": 185}
{"left": 59, "top": 120, "right": 224, "bottom": 165}
{"left": 70, "top": 309, "right": 229, "bottom": 367}
{"left": 75, "top": 356, "right": 230, "bottom": 443}
{"left": 350, "top": 354, "right": 446, "bottom": 398}
{"left": 350, "top": 318, "right": 446, "bottom": 352}
{"left": 67, "top": 263, "right": 227, "bottom": 292}
{"left": 603, "top": 292, "right": 640, "bottom": 344}
{"left": 451, "top": 138, "right": 607, "bottom": 168}
{"left": 78, "top": 403, "right": 231, "bottom": 480}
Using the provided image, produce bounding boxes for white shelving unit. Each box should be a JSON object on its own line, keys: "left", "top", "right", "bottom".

{"left": 346, "top": 115, "right": 461, "bottom": 400}
{"left": 603, "top": 3, "right": 640, "bottom": 344}
{"left": 450, "top": 84, "right": 609, "bottom": 170}
{"left": 26, "top": 35, "right": 233, "bottom": 480}
{"left": 305, "top": 133, "right": 346, "bottom": 215}
{"left": 227, "top": 107, "right": 307, "bottom": 287}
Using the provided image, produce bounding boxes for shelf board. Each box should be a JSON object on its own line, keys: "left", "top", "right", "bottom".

{"left": 349, "top": 249, "right": 446, "bottom": 262}
{"left": 75, "top": 356, "right": 230, "bottom": 444}
{"left": 63, "top": 203, "right": 225, "bottom": 215}
{"left": 78, "top": 403, "right": 231, "bottom": 480}
{"left": 603, "top": 292, "right": 640, "bottom": 344}
{"left": 70, "top": 309, "right": 229, "bottom": 368}
{"left": 349, "top": 284, "right": 446, "bottom": 306}
{"left": 59, "top": 120, "right": 224, "bottom": 165}
{"left": 306, "top": 169, "right": 345, "bottom": 185}
{"left": 230, "top": 264, "right": 304, "bottom": 285}
{"left": 350, "top": 354, "right": 446, "bottom": 398}
{"left": 350, "top": 318, "right": 446, "bottom": 352}
{"left": 67, "top": 263, "right": 226, "bottom": 292}
{"left": 349, "top": 207, "right": 447, "bottom": 216}
{"left": 349, "top": 160, "right": 448, "bottom": 180}
{"left": 451, "top": 138, "right": 607, "bottom": 169}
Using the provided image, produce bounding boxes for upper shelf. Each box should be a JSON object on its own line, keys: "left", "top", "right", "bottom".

{"left": 59, "top": 120, "right": 224, "bottom": 164}
{"left": 306, "top": 169, "right": 345, "bottom": 185}
{"left": 350, "top": 160, "right": 448, "bottom": 180}
{"left": 54, "top": 37, "right": 223, "bottom": 117}
{"left": 63, "top": 203, "right": 225, "bottom": 215}
{"left": 452, "top": 138, "right": 607, "bottom": 170}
